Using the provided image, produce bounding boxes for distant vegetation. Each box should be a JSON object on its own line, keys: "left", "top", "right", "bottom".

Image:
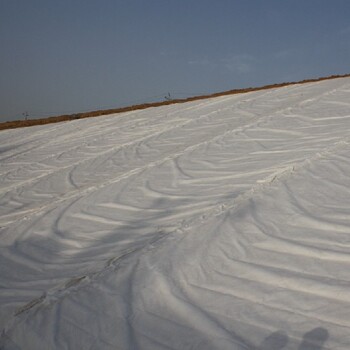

{"left": 1, "top": 74, "right": 349, "bottom": 131}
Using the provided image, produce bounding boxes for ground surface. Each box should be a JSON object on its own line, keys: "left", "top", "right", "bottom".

{"left": 1, "top": 78, "right": 350, "bottom": 349}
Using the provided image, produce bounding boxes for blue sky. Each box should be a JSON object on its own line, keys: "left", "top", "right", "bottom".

{"left": 1, "top": 0, "right": 350, "bottom": 122}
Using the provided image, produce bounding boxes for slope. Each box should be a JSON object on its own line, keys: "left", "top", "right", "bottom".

{"left": 1, "top": 77, "right": 350, "bottom": 349}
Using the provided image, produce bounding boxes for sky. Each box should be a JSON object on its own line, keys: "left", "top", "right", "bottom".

{"left": 1, "top": 0, "right": 350, "bottom": 122}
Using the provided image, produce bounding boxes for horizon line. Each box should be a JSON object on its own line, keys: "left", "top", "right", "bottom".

{"left": 1, "top": 73, "right": 350, "bottom": 131}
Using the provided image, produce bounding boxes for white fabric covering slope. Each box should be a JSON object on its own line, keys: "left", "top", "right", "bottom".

{"left": 1, "top": 78, "right": 350, "bottom": 349}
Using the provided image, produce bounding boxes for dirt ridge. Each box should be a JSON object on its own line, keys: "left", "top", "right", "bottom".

{"left": 1, "top": 73, "right": 350, "bottom": 131}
